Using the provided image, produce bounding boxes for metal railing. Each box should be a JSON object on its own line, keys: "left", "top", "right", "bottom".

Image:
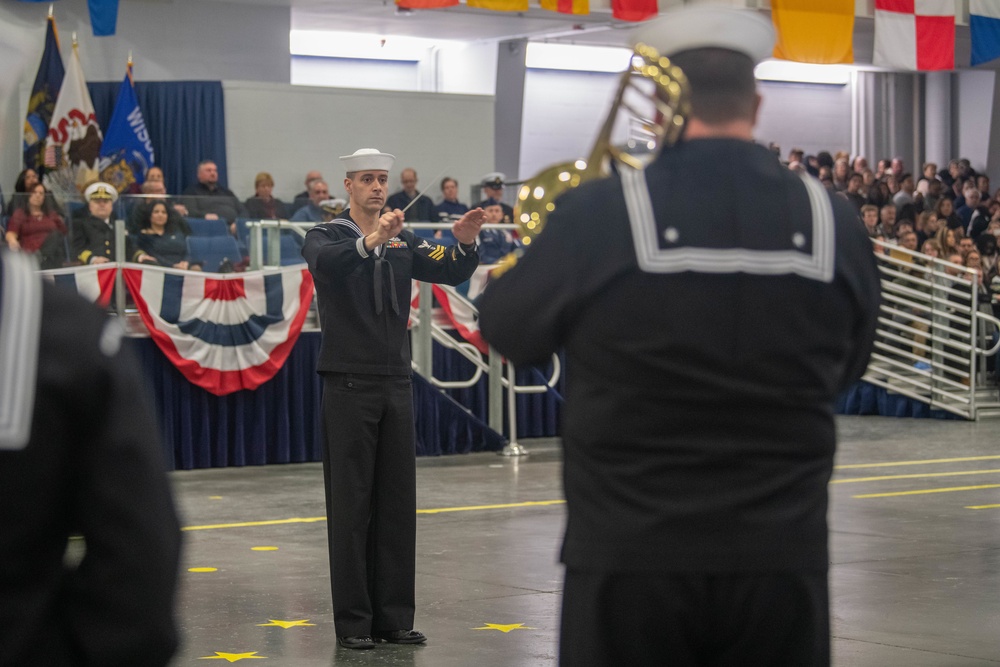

{"left": 864, "top": 240, "right": 1000, "bottom": 419}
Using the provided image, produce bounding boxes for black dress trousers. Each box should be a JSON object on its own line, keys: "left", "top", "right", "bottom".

{"left": 320, "top": 372, "right": 417, "bottom": 638}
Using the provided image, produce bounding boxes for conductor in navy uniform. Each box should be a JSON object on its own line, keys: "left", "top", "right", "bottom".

{"left": 478, "top": 6, "right": 881, "bottom": 667}
{"left": 302, "top": 149, "right": 485, "bottom": 650}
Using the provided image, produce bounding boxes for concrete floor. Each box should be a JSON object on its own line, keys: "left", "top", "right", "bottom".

{"left": 170, "top": 416, "right": 1000, "bottom": 665}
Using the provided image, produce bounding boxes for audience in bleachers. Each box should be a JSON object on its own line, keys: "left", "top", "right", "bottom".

{"left": 289, "top": 179, "right": 330, "bottom": 223}
{"left": 386, "top": 167, "right": 436, "bottom": 223}
{"left": 291, "top": 170, "right": 323, "bottom": 215}
{"left": 181, "top": 160, "right": 243, "bottom": 229}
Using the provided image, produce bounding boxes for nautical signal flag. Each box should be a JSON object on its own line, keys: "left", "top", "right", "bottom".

{"left": 612, "top": 0, "right": 657, "bottom": 22}
{"left": 395, "top": 0, "right": 458, "bottom": 7}
{"left": 873, "top": 0, "right": 954, "bottom": 71}
{"left": 771, "top": 0, "right": 854, "bottom": 64}
{"left": 970, "top": 1, "right": 1000, "bottom": 66}
{"left": 466, "top": 0, "right": 528, "bottom": 10}
{"left": 540, "top": 0, "right": 589, "bottom": 15}
{"left": 23, "top": 14, "right": 64, "bottom": 173}
{"left": 99, "top": 61, "right": 156, "bottom": 192}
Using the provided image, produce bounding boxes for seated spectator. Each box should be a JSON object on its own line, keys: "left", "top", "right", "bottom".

{"left": 126, "top": 180, "right": 190, "bottom": 235}
{"left": 841, "top": 173, "right": 865, "bottom": 211}
{"left": 916, "top": 211, "right": 940, "bottom": 247}
{"left": 957, "top": 185, "right": 982, "bottom": 231}
{"left": 475, "top": 172, "right": 514, "bottom": 224}
{"left": 867, "top": 180, "right": 891, "bottom": 208}
{"left": 135, "top": 201, "right": 202, "bottom": 270}
{"left": 4, "top": 183, "right": 67, "bottom": 269}
{"left": 923, "top": 178, "right": 945, "bottom": 212}
{"left": 938, "top": 159, "right": 959, "bottom": 188}
{"left": 920, "top": 239, "right": 940, "bottom": 259}
{"left": 4, "top": 168, "right": 40, "bottom": 216}
{"left": 852, "top": 155, "right": 868, "bottom": 174}
{"left": 244, "top": 172, "right": 290, "bottom": 220}
{"left": 897, "top": 229, "right": 919, "bottom": 252}
{"left": 181, "top": 160, "right": 243, "bottom": 228}
{"left": 936, "top": 197, "right": 963, "bottom": 230}
{"left": 430, "top": 177, "right": 468, "bottom": 243}
{"left": 976, "top": 233, "right": 999, "bottom": 283}
{"left": 893, "top": 173, "right": 916, "bottom": 210}
{"left": 477, "top": 200, "right": 519, "bottom": 264}
{"left": 935, "top": 225, "right": 959, "bottom": 258}
{"left": 860, "top": 204, "right": 881, "bottom": 236}
{"left": 978, "top": 175, "right": 991, "bottom": 200}
{"left": 916, "top": 162, "right": 938, "bottom": 195}
{"left": 958, "top": 236, "right": 976, "bottom": 261}
{"left": 386, "top": 168, "right": 435, "bottom": 222}
{"left": 73, "top": 182, "right": 154, "bottom": 265}
{"left": 879, "top": 204, "right": 898, "bottom": 239}
{"left": 875, "top": 158, "right": 891, "bottom": 179}
{"left": 292, "top": 170, "right": 323, "bottom": 215}
{"left": 146, "top": 165, "right": 165, "bottom": 185}
{"left": 831, "top": 158, "right": 851, "bottom": 191}
{"left": 290, "top": 179, "right": 330, "bottom": 222}
{"left": 319, "top": 198, "right": 347, "bottom": 222}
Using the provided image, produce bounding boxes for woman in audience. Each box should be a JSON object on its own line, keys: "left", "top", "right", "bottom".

{"left": 244, "top": 172, "right": 290, "bottom": 219}
{"left": 935, "top": 226, "right": 959, "bottom": 258}
{"left": 920, "top": 240, "right": 940, "bottom": 259}
{"left": 5, "top": 183, "right": 67, "bottom": 269}
{"left": 135, "top": 201, "right": 201, "bottom": 270}
{"left": 5, "top": 168, "right": 41, "bottom": 215}
{"left": 867, "top": 180, "right": 891, "bottom": 208}
{"left": 935, "top": 197, "right": 963, "bottom": 230}
{"left": 916, "top": 211, "right": 940, "bottom": 246}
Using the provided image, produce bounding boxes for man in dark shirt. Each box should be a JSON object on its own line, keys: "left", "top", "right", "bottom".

{"left": 301, "top": 148, "right": 484, "bottom": 651}
{"left": 181, "top": 159, "right": 243, "bottom": 226}
{"left": 0, "top": 250, "right": 181, "bottom": 666}
{"left": 385, "top": 167, "right": 435, "bottom": 222}
{"left": 478, "top": 6, "right": 880, "bottom": 666}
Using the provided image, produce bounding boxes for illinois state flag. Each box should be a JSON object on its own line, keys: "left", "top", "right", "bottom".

{"left": 771, "top": 0, "right": 854, "bottom": 64}
{"left": 873, "top": 0, "right": 954, "bottom": 71}
{"left": 971, "top": 1, "right": 1000, "bottom": 66}
{"left": 99, "top": 61, "right": 155, "bottom": 192}
{"left": 123, "top": 265, "right": 314, "bottom": 395}
{"left": 46, "top": 41, "right": 103, "bottom": 185}
{"left": 23, "top": 14, "right": 64, "bottom": 173}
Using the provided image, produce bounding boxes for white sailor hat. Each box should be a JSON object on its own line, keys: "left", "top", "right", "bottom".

{"left": 481, "top": 172, "right": 506, "bottom": 188}
{"left": 84, "top": 181, "right": 119, "bottom": 203}
{"left": 320, "top": 198, "right": 347, "bottom": 214}
{"left": 629, "top": 4, "right": 775, "bottom": 65}
{"left": 339, "top": 148, "right": 395, "bottom": 173}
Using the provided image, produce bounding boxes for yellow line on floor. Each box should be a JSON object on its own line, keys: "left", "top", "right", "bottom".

{"left": 835, "top": 455, "right": 1000, "bottom": 470}
{"left": 832, "top": 469, "right": 1000, "bottom": 484}
{"left": 180, "top": 500, "right": 566, "bottom": 532}
{"left": 853, "top": 484, "right": 1000, "bottom": 499}
{"left": 966, "top": 503, "right": 1000, "bottom": 510}
{"left": 416, "top": 499, "right": 565, "bottom": 514}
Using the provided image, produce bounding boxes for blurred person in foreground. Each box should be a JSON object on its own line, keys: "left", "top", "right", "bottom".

{"left": 0, "top": 249, "right": 181, "bottom": 665}
{"left": 478, "top": 6, "right": 881, "bottom": 666}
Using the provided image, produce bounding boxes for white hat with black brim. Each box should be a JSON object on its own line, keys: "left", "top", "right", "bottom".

{"left": 629, "top": 4, "right": 775, "bottom": 65}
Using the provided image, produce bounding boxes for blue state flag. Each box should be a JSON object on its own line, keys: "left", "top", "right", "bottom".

{"left": 99, "top": 62, "right": 155, "bottom": 193}
{"left": 23, "top": 15, "right": 64, "bottom": 172}
{"left": 971, "top": 1, "right": 1000, "bottom": 66}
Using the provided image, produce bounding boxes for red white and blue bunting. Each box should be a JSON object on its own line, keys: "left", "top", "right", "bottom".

{"left": 122, "top": 264, "right": 314, "bottom": 395}
{"left": 39, "top": 264, "right": 118, "bottom": 307}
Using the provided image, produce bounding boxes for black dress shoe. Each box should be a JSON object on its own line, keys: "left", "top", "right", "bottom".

{"left": 374, "top": 629, "right": 427, "bottom": 644}
{"left": 337, "top": 635, "right": 376, "bottom": 650}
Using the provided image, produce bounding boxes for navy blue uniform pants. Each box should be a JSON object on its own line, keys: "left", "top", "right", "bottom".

{"left": 321, "top": 373, "right": 416, "bottom": 638}
{"left": 560, "top": 569, "right": 829, "bottom": 666}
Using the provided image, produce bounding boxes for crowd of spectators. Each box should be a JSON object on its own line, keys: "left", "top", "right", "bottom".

{"left": 1, "top": 160, "right": 522, "bottom": 270}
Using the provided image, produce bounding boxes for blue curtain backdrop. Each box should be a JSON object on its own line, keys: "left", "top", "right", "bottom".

{"left": 88, "top": 81, "right": 228, "bottom": 195}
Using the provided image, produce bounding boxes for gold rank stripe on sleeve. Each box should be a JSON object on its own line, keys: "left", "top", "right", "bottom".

{"left": 428, "top": 245, "right": 446, "bottom": 261}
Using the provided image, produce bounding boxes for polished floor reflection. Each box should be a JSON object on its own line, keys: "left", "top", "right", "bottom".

{"left": 170, "top": 417, "right": 1000, "bottom": 666}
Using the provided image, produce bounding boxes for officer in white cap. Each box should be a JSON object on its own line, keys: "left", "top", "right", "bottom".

{"left": 479, "top": 5, "right": 880, "bottom": 666}
{"left": 475, "top": 171, "right": 514, "bottom": 224}
{"left": 302, "top": 148, "right": 486, "bottom": 650}
{"left": 73, "top": 182, "right": 152, "bottom": 264}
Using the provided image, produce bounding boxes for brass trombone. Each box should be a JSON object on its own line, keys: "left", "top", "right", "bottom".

{"left": 512, "top": 42, "right": 691, "bottom": 247}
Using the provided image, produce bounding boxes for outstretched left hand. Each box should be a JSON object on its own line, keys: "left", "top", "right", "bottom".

{"left": 453, "top": 208, "right": 486, "bottom": 246}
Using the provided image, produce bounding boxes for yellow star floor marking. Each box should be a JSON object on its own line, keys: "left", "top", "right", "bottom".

{"left": 832, "top": 468, "right": 1000, "bottom": 484}
{"left": 199, "top": 651, "right": 267, "bottom": 662}
{"left": 835, "top": 455, "right": 1000, "bottom": 469}
{"left": 257, "top": 619, "right": 315, "bottom": 629}
{"left": 473, "top": 623, "right": 535, "bottom": 633}
{"left": 853, "top": 483, "right": 1000, "bottom": 499}
{"left": 188, "top": 567, "right": 218, "bottom": 573}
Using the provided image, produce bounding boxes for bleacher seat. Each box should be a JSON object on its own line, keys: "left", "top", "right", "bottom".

{"left": 185, "top": 217, "right": 230, "bottom": 237}
{"left": 187, "top": 235, "right": 241, "bottom": 273}
{"left": 280, "top": 232, "right": 306, "bottom": 266}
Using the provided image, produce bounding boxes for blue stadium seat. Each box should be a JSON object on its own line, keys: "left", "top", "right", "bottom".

{"left": 185, "top": 217, "right": 229, "bottom": 237}
{"left": 187, "top": 235, "right": 241, "bottom": 273}
{"left": 280, "top": 232, "right": 306, "bottom": 266}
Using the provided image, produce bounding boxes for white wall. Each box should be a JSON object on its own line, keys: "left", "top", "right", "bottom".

{"left": 954, "top": 70, "right": 997, "bottom": 175}
{"left": 755, "top": 80, "right": 854, "bottom": 158}
{"left": 223, "top": 82, "right": 495, "bottom": 204}
{"left": 291, "top": 57, "right": 420, "bottom": 92}
{"left": 435, "top": 42, "right": 498, "bottom": 96}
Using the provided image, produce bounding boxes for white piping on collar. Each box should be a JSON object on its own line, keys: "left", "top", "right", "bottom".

{"left": 0, "top": 252, "right": 42, "bottom": 450}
